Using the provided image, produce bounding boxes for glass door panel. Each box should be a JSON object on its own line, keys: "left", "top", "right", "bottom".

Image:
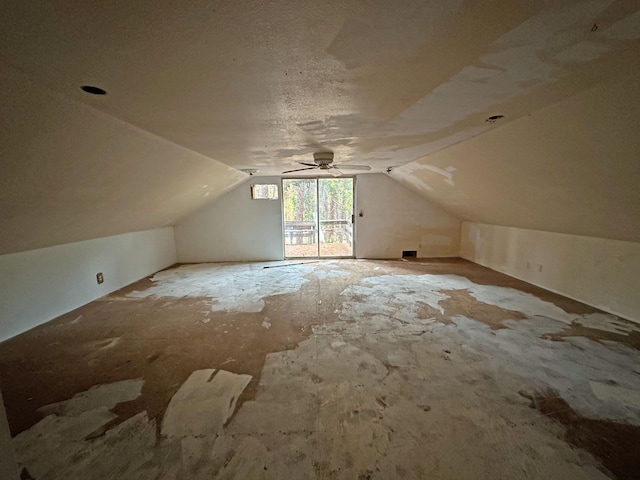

{"left": 283, "top": 179, "right": 318, "bottom": 258}
{"left": 319, "top": 178, "right": 354, "bottom": 257}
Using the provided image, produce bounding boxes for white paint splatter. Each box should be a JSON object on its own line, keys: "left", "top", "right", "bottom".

{"left": 39, "top": 379, "right": 143, "bottom": 417}
{"left": 14, "top": 262, "right": 639, "bottom": 478}
{"left": 161, "top": 369, "right": 252, "bottom": 438}
{"left": 128, "top": 262, "right": 314, "bottom": 313}
{"left": 575, "top": 312, "right": 640, "bottom": 336}
{"left": 329, "top": 271, "right": 640, "bottom": 425}
{"left": 311, "top": 269, "right": 349, "bottom": 279}
{"left": 341, "top": 274, "right": 576, "bottom": 324}
{"left": 590, "top": 381, "right": 640, "bottom": 410}
{"left": 13, "top": 407, "right": 119, "bottom": 478}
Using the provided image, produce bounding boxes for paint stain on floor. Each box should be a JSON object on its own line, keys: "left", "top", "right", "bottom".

{"left": 1, "top": 258, "right": 639, "bottom": 479}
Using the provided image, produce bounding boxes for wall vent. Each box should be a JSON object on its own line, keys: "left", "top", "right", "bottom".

{"left": 402, "top": 250, "right": 417, "bottom": 258}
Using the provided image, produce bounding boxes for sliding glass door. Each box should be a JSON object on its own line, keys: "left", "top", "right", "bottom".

{"left": 282, "top": 178, "right": 354, "bottom": 258}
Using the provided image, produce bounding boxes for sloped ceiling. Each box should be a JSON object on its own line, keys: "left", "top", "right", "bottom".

{"left": 0, "top": 66, "right": 246, "bottom": 254}
{"left": 1, "top": 0, "right": 639, "bottom": 253}
{"left": 393, "top": 73, "right": 640, "bottom": 242}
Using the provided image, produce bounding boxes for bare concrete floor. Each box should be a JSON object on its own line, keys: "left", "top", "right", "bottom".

{"left": 1, "top": 258, "right": 639, "bottom": 479}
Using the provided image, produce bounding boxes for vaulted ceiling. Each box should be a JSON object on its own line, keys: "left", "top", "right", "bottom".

{"left": 1, "top": 0, "right": 639, "bottom": 254}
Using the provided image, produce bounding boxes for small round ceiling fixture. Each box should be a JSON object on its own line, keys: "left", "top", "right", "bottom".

{"left": 485, "top": 114, "right": 505, "bottom": 124}
{"left": 80, "top": 85, "right": 107, "bottom": 95}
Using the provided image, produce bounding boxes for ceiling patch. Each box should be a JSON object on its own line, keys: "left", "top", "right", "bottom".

{"left": 553, "top": 40, "right": 612, "bottom": 62}
{"left": 421, "top": 165, "right": 456, "bottom": 186}
{"left": 326, "top": 1, "right": 463, "bottom": 69}
{"left": 601, "top": 9, "right": 640, "bottom": 40}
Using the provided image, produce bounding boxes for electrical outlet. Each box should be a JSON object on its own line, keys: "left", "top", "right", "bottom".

{"left": 96, "top": 272, "right": 104, "bottom": 284}
{"left": 537, "top": 264, "right": 542, "bottom": 272}
{"left": 526, "top": 261, "right": 531, "bottom": 269}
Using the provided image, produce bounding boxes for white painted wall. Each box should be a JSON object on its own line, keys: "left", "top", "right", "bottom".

{"left": 176, "top": 174, "right": 461, "bottom": 262}
{"left": 460, "top": 222, "right": 640, "bottom": 324}
{"left": 0, "top": 389, "right": 19, "bottom": 480}
{"left": 0, "top": 228, "right": 176, "bottom": 342}
{"left": 356, "top": 174, "right": 461, "bottom": 258}
{"left": 175, "top": 177, "right": 284, "bottom": 263}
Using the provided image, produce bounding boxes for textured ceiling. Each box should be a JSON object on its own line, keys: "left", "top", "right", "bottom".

{"left": 1, "top": 0, "right": 639, "bottom": 252}
{"left": 2, "top": 0, "right": 639, "bottom": 173}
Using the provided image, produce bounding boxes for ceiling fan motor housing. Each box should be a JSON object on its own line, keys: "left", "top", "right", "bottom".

{"left": 314, "top": 151, "right": 334, "bottom": 169}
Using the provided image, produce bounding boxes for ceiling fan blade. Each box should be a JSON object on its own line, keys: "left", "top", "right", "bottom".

{"left": 336, "top": 164, "right": 371, "bottom": 171}
{"left": 282, "top": 167, "right": 317, "bottom": 174}
{"left": 328, "top": 167, "right": 342, "bottom": 177}
{"left": 298, "top": 162, "right": 318, "bottom": 167}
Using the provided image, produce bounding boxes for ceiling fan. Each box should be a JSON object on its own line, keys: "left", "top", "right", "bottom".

{"left": 282, "top": 152, "right": 371, "bottom": 175}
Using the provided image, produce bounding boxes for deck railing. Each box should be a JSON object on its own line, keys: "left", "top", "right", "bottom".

{"left": 284, "top": 220, "right": 352, "bottom": 245}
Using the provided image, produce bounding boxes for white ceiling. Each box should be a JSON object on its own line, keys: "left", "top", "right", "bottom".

{"left": 1, "top": 0, "right": 639, "bottom": 252}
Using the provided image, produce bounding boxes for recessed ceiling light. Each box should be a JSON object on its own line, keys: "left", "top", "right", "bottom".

{"left": 485, "top": 114, "right": 505, "bottom": 124}
{"left": 80, "top": 85, "right": 107, "bottom": 95}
